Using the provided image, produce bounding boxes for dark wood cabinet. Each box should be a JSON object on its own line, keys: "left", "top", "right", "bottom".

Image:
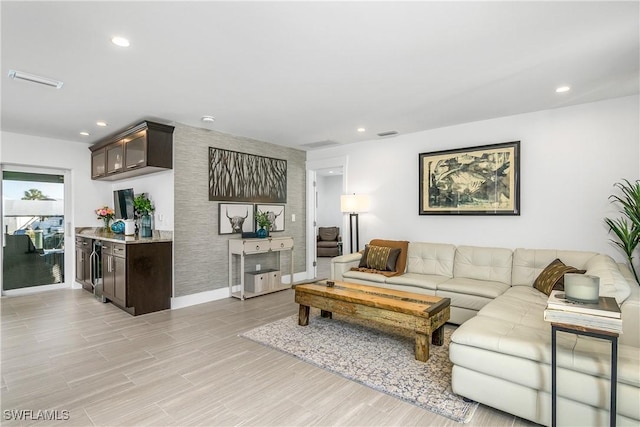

{"left": 75, "top": 237, "right": 93, "bottom": 291}
{"left": 102, "top": 242, "right": 126, "bottom": 307}
{"left": 91, "top": 149, "right": 106, "bottom": 179}
{"left": 89, "top": 121, "right": 174, "bottom": 181}
{"left": 106, "top": 142, "right": 124, "bottom": 175}
{"left": 99, "top": 240, "right": 172, "bottom": 315}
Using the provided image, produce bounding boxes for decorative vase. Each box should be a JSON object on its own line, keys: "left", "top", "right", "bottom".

{"left": 102, "top": 217, "right": 112, "bottom": 232}
{"left": 257, "top": 227, "right": 268, "bottom": 238}
{"left": 140, "top": 214, "right": 152, "bottom": 238}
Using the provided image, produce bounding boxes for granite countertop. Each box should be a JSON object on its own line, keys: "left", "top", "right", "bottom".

{"left": 75, "top": 227, "right": 173, "bottom": 244}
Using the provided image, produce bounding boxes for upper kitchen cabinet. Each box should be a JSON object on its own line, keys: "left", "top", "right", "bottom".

{"left": 89, "top": 121, "right": 174, "bottom": 181}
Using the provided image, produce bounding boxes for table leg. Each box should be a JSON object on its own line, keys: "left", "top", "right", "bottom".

{"left": 320, "top": 310, "right": 332, "bottom": 319}
{"left": 611, "top": 335, "right": 618, "bottom": 427}
{"left": 298, "top": 305, "right": 310, "bottom": 326}
{"left": 552, "top": 326, "right": 558, "bottom": 427}
{"left": 432, "top": 324, "right": 445, "bottom": 346}
{"left": 415, "top": 332, "right": 429, "bottom": 362}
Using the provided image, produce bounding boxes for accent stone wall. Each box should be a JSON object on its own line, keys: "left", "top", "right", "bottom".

{"left": 173, "top": 123, "right": 306, "bottom": 297}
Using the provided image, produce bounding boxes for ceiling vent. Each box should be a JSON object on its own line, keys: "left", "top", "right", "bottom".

{"left": 8, "top": 69, "right": 63, "bottom": 89}
{"left": 299, "top": 140, "right": 341, "bottom": 150}
{"left": 377, "top": 130, "right": 399, "bottom": 138}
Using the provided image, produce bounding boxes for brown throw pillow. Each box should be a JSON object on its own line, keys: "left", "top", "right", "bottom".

{"left": 533, "top": 259, "right": 586, "bottom": 296}
{"left": 368, "top": 239, "right": 410, "bottom": 275}
{"left": 358, "top": 245, "right": 401, "bottom": 272}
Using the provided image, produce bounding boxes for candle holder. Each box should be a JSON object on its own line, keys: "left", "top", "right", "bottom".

{"left": 564, "top": 273, "right": 600, "bottom": 304}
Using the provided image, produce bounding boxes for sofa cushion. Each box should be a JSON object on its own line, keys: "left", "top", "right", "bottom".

{"left": 533, "top": 258, "right": 586, "bottom": 296}
{"left": 511, "top": 248, "right": 597, "bottom": 286}
{"left": 317, "top": 241, "right": 338, "bottom": 248}
{"left": 451, "top": 286, "right": 640, "bottom": 393}
{"left": 438, "top": 277, "right": 511, "bottom": 299}
{"left": 358, "top": 245, "right": 401, "bottom": 272}
{"left": 436, "top": 289, "right": 495, "bottom": 312}
{"left": 406, "top": 242, "right": 456, "bottom": 277}
{"left": 342, "top": 269, "right": 388, "bottom": 283}
{"left": 385, "top": 272, "right": 449, "bottom": 291}
{"left": 453, "top": 245, "right": 513, "bottom": 284}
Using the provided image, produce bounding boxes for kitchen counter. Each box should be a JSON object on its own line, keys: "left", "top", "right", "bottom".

{"left": 75, "top": 227, "right": 173, "bottom": 244}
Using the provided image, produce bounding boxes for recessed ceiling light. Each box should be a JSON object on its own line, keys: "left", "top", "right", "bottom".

{"left": 96, "top": 121, "right": 107, "bottom": 127}
{"left": 8, "top": 69, "right": 63, "bottom": 89}
{"left": 80, "top": 131, "right": 90, "bottom": 136}
{"left": 556, "top": 86, "right": 571, "bottom": 93}
{"left": 201, "top": 116, "right": 215, "bottom": 122}
{"left": 357, "top": 127, "right": 366, "bottom": 132}
{"left": 111, "top": 36, "right": 130, "bottom": 47}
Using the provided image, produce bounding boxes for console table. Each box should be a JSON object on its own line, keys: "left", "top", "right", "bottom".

{"left": 228, "top": 236, "right": 294, "bottom": 300}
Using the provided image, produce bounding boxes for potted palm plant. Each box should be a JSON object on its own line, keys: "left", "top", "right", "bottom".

{"left": 133, "top": 193, "right": 155, "bottom": 237}
{"left": 255, "top": 210, "right": 272, "bottom": 238}
{"left": 605, "top": 179, "right": 640, "bottom": 284}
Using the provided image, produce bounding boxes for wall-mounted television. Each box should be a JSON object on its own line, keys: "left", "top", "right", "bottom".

{"left": 114, "top": 188, "right": 135, "bottom": 219}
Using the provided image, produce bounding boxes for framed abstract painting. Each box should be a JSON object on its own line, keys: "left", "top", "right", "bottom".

{"left": 419, "top": 141, "right": 520, "bottom": 215}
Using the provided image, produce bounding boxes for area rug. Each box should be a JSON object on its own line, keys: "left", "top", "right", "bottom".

{"left": 240, "top": 311, "right": 478, "bottom": 423}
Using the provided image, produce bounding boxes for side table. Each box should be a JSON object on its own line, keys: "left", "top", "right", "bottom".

{"left": 551, "top": 323, "right": 618, "bottom": 427}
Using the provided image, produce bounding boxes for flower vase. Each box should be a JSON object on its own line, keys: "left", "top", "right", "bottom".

{"left": 257, "top": 227, "right": 268, "bottom": 238}
{"left": 140, "top": 214, "right": 152, "bottom": 238}
{"left": 103, "top": 218, "right": 112, "bottom": 233}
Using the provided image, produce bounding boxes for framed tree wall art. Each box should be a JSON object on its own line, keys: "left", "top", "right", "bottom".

{"left": 419, "top": 141, "right": 520, "bottom": 215}
{"left": 209, "top": 147, "right": 287, "bottom": 203}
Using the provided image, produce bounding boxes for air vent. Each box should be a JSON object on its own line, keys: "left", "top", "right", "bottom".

{"left": 377, "top": 130, "right": 398, "bottom": 138}
{"left": 8, "top": 70, "right": 63, "bottom": 89}
{"left": 299, "top": 140, "right": 341, "bottom": 149}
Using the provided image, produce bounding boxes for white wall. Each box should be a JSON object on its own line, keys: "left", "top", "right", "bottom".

{"left": 1, "top": 131, "right": 107, "bottom": 227}
{"left": 111, "top": 170, "right": 174, "bottom": 231}
{"left": 307, "top": 96, "right": 640, "bottom": 262}
{"left": 1, "top": 131, "right": 175, "bottom": 231}
{"left": 316, "top": 174, "right": 343, "bottom": 229}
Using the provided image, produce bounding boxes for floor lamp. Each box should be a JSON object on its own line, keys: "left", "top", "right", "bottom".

{"left": 340, "top": 194, "right": 370, "bottom": 253}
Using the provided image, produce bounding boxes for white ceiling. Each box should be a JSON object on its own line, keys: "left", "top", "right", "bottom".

{"left": 1, "top": 1, "right": 638, "bottom": 151}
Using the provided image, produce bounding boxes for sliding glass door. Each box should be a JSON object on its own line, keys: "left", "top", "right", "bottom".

{"left": 2, "top": 168, "right": 66, "bottom": 291}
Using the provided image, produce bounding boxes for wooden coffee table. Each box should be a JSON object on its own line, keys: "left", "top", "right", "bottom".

{"left": 294, "top": 281, "right": 450, "bottom": 362}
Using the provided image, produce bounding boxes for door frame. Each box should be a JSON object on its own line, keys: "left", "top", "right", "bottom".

{"left": 1, "top": 163, "right": 73, "bottom": 296}
{"left": 305, "top": 156, "right": 348, "bottom": 280}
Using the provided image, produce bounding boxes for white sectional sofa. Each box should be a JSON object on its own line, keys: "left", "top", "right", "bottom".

{"left": 330, "top": 242, "right": 640, "bottom": 426}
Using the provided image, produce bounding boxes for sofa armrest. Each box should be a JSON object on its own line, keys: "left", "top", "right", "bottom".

{"left": 618, "top": 263, "right": 640, "bottom": 347}
{"left": 330, "top": 253, "right": 362, "bottom": 281}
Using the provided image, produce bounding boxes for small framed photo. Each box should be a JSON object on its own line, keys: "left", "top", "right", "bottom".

{"left": 256, "top": 204, "right": 285, "bottom": 232}
{"left": 219, "top": 203, "right": 255, "bottom": 235}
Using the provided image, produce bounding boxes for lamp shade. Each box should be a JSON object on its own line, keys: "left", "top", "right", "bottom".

{"left": 340, "top": 194, "right": 370, "bottom": 213}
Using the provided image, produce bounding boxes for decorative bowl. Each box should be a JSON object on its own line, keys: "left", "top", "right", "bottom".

{"left": 110, "top": 220, "right": 125, "bottom": 234}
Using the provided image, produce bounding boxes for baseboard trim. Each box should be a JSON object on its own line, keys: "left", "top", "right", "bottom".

{"left": 171, "top": 272, "right": 309, "bottom": 310}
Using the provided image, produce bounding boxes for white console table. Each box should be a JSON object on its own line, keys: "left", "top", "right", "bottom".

{"left": 228, "top": 236, "right": 294, "bottom": 300}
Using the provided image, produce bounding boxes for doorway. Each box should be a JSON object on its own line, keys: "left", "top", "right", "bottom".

{"left": 2, "top": 166, "right": 69, "bottom": 293}
{"left": 306, "top": 156, "right": 347, "bottom": 280}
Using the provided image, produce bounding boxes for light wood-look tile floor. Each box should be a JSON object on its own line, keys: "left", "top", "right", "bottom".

{"left": 1, "top": 288, "right": 540, "bottom": 426}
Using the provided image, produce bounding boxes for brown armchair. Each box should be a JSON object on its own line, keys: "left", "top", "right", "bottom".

{"left": 317, "top": 226, "right": 341, "bottom": 257}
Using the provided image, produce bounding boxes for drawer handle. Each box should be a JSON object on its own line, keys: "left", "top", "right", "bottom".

{"left": 280, "top": 243, "right": 284, "bottom": 248}
{"left": 256, "top": 245, "right": 260, "bottom": 250}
